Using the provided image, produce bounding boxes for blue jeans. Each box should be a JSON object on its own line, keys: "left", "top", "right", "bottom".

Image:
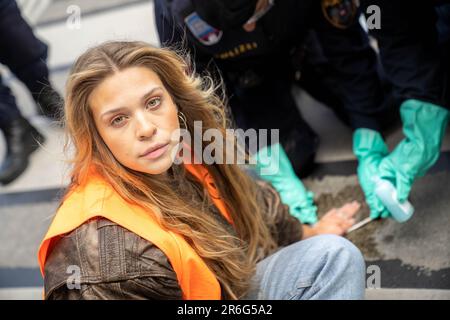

{"left": 244, "top": 235, "right": 366, "bottom": 300}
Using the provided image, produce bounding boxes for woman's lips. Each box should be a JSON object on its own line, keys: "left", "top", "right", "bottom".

{"left": 141, "top": 143, "right": 169, "bottom": 160}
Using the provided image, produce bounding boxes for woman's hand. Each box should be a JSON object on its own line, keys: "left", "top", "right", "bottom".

{"left": 302, "top": 201, "right": 360, "bottom": 239}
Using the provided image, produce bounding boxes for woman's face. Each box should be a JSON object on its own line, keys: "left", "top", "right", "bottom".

{"left": 89, "top": 66, "right": 180, "bottom": 175}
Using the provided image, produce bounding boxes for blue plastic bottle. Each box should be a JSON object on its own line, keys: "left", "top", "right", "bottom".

{"left": 373, "top": 177, "right": 415, "bottom": 223}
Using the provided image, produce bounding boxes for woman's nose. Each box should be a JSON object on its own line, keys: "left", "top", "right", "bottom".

{"left": 135, "top": 111, "right": 156, "bottom": 140}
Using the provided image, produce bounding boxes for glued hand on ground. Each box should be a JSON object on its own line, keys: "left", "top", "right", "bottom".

{"left": 312, "top": 201, "right": 360, "bottom": 236}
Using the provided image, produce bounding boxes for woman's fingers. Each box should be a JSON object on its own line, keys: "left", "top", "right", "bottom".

{"left": 323, "top": 201, "right": 360, "bottom": 218}
{"left": 317, "top": 201, "right": 362, "bottom": 235}
{"left": 322, "top": 201, "right": 360, "bottom": 231}
{"left": 337, "top": 201, "right": 360, "bottom": 219}
{"left": 322, "top": 209, "right": 334, "bottom": 217}
{"left": 340, "top": 217, "right": 356, "bottom": 230}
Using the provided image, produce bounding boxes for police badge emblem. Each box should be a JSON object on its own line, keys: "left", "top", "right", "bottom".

{"left": 321, "top": 0, "right": 357, "bottom": 29}
{"left": 184, "top": 11, "right": 223, "bottom": 46}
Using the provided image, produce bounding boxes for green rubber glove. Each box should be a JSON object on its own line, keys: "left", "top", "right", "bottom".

{"left": 253, "top": 143, "right": 318, "bottom": 225}
{"left": 378, "top": 99, "right": 449, "bottom": 202}
{"left": 353, "top": 128, "right": 390, "bottom": 219}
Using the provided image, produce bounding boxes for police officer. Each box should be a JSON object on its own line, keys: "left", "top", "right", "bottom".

{"left": 154, "top": 0, "right": 396, "bottom": 224}
{"left": 353, "top": 0, "right": 450, "bottom": 219}
{"left": 0, "top": 0, "right": 63, "bottom": 185}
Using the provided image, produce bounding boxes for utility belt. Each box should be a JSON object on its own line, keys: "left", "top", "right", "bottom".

{"left": 222, "top": 47, "right": 306, "bottom": 89}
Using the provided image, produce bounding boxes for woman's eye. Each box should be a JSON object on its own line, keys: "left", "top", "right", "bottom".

{"left": 111, "top": 115, "right": 126, "bottom": 127}
{"left": 146, "top": 97, "right": 161, "bottom": 109}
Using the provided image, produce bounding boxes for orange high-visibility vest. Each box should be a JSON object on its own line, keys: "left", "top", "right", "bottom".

{"left": 38, "top": 163, "right": 234, "bottom": 300}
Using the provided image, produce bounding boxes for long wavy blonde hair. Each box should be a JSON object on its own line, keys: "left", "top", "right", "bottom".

{"left": 62, "top": 41, "right": 277, "bottom": 299}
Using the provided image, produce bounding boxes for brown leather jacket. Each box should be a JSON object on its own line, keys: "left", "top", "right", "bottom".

{"left": 44, "top": 180, "right": 303, "bottom": 300}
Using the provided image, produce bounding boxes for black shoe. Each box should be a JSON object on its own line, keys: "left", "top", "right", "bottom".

{"left": 0, "top": 117, "right": 45, "bottom": 185}
{"left": 33, "top": 86, "right": 64, "bottom": 121}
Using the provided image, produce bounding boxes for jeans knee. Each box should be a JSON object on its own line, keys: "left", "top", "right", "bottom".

{"left": 311, "top": 235, "right": 365, "bottom": 274}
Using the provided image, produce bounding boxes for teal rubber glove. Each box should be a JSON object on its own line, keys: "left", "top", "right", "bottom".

{"left": 253, "top": 143, "right": 318, "bottom": 225}
{"left": 378, "top": 99, "right": 449, "bottom": 202}
{"left": 353, "top": 128, "right": 390, "bottom": 219}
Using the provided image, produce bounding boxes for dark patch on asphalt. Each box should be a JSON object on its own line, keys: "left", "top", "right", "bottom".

{"left": 0, "top": 188, "right": 64, "bottom": 207}
{"left": 366, "top": 259, "right": 450, "bottom": 289}
{"left": 0, "top": 268, "right": 43, "bottom": 288}
{"left": 314, "top": 183, "right": 450, "bottom": 290}
{"left": 315, "top": 184, "right": 387, "bottom": 259}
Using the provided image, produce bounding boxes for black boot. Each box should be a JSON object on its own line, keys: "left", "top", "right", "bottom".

{"left": 33, "top": 86, "right": 64, "bottom": 121}
{"left": 0, "top": 117, "right": 45, "bottom": 185}
{"left": 281, "top": 121, "right": 320, "bottom": 179}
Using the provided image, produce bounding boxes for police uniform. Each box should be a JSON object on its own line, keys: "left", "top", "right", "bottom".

{"left": 359, "top": 0, "right": 450, "bottom": 110}
{"left": 0, "top": 0, "right": 52, "bottom": 128}
{"left": 154, "top": 0, "right": 395, "bottom": 176}
{"left": 0, "top": 0, "right": 55, "bottom": 185}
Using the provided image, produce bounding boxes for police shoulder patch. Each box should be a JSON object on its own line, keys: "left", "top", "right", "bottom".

{"left": 321, "top": 0, "right": 357, "bottom": 29}
{"left": 184, "top": 11, "right": 223, "bottom": 46}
